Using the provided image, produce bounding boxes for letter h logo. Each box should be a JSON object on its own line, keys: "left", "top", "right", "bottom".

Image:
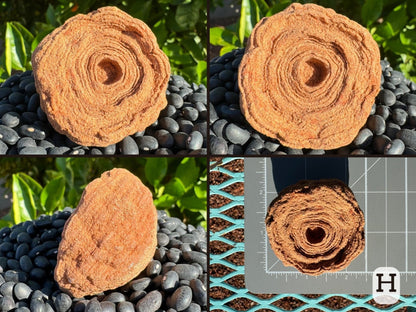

{"left": 373, "top": 267, "right": 400, "bottom": 304}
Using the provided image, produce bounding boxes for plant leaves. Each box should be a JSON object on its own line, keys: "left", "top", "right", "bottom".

{"left": 6, "top": 22, "right": 31, "bottom": 71}
{"left": 154, "top": 194, "right": 176, "bottom": 208}
{"left": 16, "top": 172, "right": 42, "bottom": 195}
{"left": 196, "top": 60, "right": 207, "bottom": 85}
{"left": 46, "top": 4, "right": 59, "bottom": 27}
{"left": 220, "top": 44, "right": 237, "bottom": 55}
{"left": 145, "top": 158, "right": 168, "bottom": 187}
{"left": 153, "top": 19, "right": 169, "bottom": 47}
{"left": 376, "top": 21, "right": 395, "bottom": 39}
{"left": 176, "top": 158, "right": 199, "bottom": 191}
{"left": 409, "top": 0, "right": 416, "bottom": 18}
{"left": 56, "top": 158, "right": 74, "bottom": 189}
{"left": 31, "top": 28, "right": 54, "bottom": 53}
{"left": 210, "top": 27, "right": 239, "bottom": 47}
{"left": 178, "top": 196, "right": 206, "bottom": 212}
{"left": 4, "top": 23, "right": 13, "bottom": 75}
{"left": 181, "top": 35, "right": 205, "bottom": 61}
{"left": 12, "top": 174, "right": 38, "bottom": 223}
{"left": 165, "top": 177, "right": 186, "bottom": 197}
{"left": 194, "top": 181, "right": 207, "bottom": 199}
{"left": 385, "top": 4, "right": 408, "bottom": 35}
{"left": 40, "top": 176, "right": 65, "bottom": 214}
{"left": 175, "top": 0, "right": 203, "bottom": 30}
{"left": 361, "top": 0, "right": 383, "bottom": 26}
{"left": 266, "top": 0, "right": 291, "bottom": 16}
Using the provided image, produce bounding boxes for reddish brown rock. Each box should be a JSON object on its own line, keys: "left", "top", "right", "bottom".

{"left": 54, "top": 168, "right": 157, "bottom": 297}
{"left": 265, "top": 179, "right": 364, "bottom": 275}
{"left": 239, "top": 3, "right": 381, "bottom": 149}
{"left": 32, "top": 6, "right": 170, "bottom": 147}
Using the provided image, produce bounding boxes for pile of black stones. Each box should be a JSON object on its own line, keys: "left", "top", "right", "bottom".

{"left": 0, "top": 208, "right": 207, "bottom": 312}
{"left": 209, "top": 48, "right": 416, "bottom": 155}
{"left": 0, "top": 71, "right": 207, "bottom": 155}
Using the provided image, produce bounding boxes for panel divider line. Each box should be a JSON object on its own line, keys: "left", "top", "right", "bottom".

{"left": 385, "top": 159, "right": 388, "bottom": 267}
{"left": 365, "top": 158, "right": 368, "bottom": 274}
{"left": 406, "top": 158, "right": 408, "bottom": 274}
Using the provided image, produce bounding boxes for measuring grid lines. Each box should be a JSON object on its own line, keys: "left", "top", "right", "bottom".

{"left": 244, "top": 157, "right": 416, "bottom": 294}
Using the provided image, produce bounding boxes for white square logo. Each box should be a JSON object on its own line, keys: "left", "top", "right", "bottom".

{"left": 373, "top": 267, "right": 400, "bottom": 305}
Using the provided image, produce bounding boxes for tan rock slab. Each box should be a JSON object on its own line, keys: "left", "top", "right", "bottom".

{"left": 239, "top": 3, "right": 381, "bottom": 149}
{"left": 54, "top": 168, "right": 157, "bottom": 297}
{"left": 32, "top": 6, "right": 170, "bottom": 147}
{"left": 265, "top": 179, "right": 365, "bottom": 275}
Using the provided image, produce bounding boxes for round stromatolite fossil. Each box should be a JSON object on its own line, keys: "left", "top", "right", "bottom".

{"left": 32, "top": 6, "right": 170, "bottom": 147}
{"left": 265, "top": 179, "right": 365, "bottom": 275}
{"left": 239, "top": 3, "right": 381, "bottom": 150}
{"left": 54, "top": 168, "right": 157, "bottom": 297}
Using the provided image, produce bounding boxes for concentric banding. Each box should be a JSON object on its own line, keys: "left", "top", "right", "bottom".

{"left": 32, "top": 6, "right": 170, "bottom": 147}
{"left": 239, "top": 3, "right": 381, "bottom": 149}
{"left": 265, "top": 179, "right": 364, "bottom": 275}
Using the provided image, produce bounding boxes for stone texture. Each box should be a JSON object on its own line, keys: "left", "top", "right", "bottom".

{"left": 239, "top": 3, "right": 381, "bottom": 149}
{"left": 265, "top": 179, "right": 364, "bottom": 275}
{"left": 32, "top": 6, "right": 170, "bottom": 147}
{"left": 54, "top": 168, "right": 157, "bottom": 297}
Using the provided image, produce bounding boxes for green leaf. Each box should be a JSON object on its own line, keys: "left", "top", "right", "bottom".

{"left": 46, "top": 4, "right": 58, "bottom": 27}
{"left": 154, "top": 194, "right": 176, "bottom": 208}
{"left": 194, "top": 181, "right": 207, "bottom": 199}
{"left": 145, "top": 158, "right": 168, "bottom": 187}
{"left": 153, "top": 20, "right": 169, "bottom": 47}
{"left": 126, "top": 0, "right": 153, "bottom": 20}
{"left": 176, "top": 158, "right": 199, "bottom": 191}
{"left": 163, "top": 42, "right": 195, "bottom": 65}
{"left": 361, "top": 0, "right": 383, "bottom": 26}
{"left": 266, "top": 0, "right": 291, "bottom": 16}
{"left": 31, "top": 28, "right": 54, "bottom": 53}
{"left": 4, "top": 23, "right": 12, "bottom": 75}
{"left": 175, "top": 0, "right": 203, "bottom": 30}
{"left": 220, "top": 44, "right": 237, "bottom": 55}
{"left": 238, "top": 0, "right": 250, "bottom": 45}
{"left": 178, "top": 196, "right": 206, "bottom": 212}
{"left": 181, "top": 35, "right": 205, "bottom": 61}
{"left": 165, "top": 177, "right": 186, "bottom": 197}
{"left": 0, "top": 219, "right": 12, "bottom": 229}
{"left": 40, "top": 176, "right": 65, "bottom": 214}
{"left": 4, "top": 22, "right": 31, "bottom": 73}
{"left": 254, "top": 0, "right": 270, "bottom": 17}
{"left": 210, "top": 27, "right": 239, "bottom": 47}
{"left": 409, "top": 0, "right": 416, "bottom": 18}
{"left": 196, "top": 60, "right": 207, "bottom": 85}
{"left": 66, "top": 188, "right": 79, "bottom": 208}
{"left": 56, "top": 158, "right": 74, "bottom": 189}
{"left": 16, "top": 172, "right": 42, "bottom": 195}
{"left": 376, "top": 21, "right": 395, "bottom": 39}
{"left": 11, "top": 22, "right": 34, "bottom": 45}
{"left": 12, "top": 174, "right": 38, "bottom": 223}
{"left": 385, "top": 4, "right": 408, "bottom": 35}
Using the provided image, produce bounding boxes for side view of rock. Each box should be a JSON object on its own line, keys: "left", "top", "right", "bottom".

{"left": 54, "top": 168, "right": 157, "bottom": 297}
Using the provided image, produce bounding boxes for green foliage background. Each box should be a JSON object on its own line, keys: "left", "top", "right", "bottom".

{"left": 210, "top": 0, "right": 416, "bottom": 82}
{"left": 0, "top": 157, "right": 207, "bottom": 229}
{"left": 0, "top": 0, "right": 207, "bottom": 84}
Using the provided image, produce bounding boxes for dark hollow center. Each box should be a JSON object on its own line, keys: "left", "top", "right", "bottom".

{"left": 97, "top": 59, "right": 122, "bottom": 85}
{"left": 306, "top": 227, "right": 325, "bottom": 244}
{"left": 303, "top": 58, "right": 328, "bottom": 87}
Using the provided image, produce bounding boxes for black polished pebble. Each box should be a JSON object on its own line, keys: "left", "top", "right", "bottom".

{"left": 209, "top": 51, "right": 416, "bottom": 155}
{"left": 0, "top": 72, "right": 206, "bottom": 154}
{"left": 0, "top": 209, "right": 207, "bottom": 312}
